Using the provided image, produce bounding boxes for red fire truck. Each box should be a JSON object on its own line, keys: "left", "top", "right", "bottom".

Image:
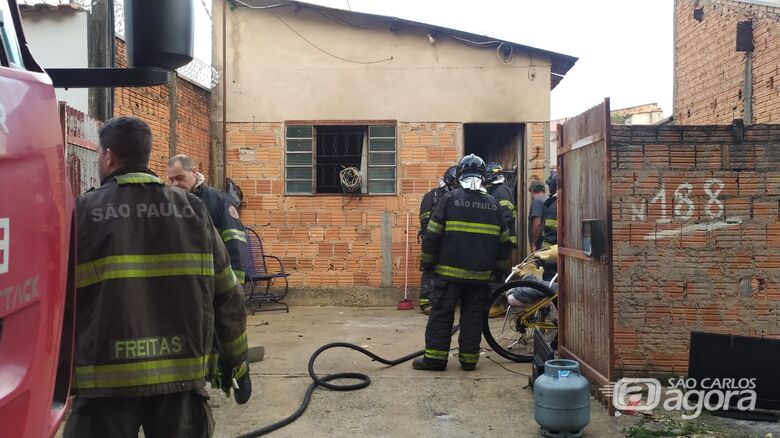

{"left": 0, "top": 1, "right": 192, "bottom": 436}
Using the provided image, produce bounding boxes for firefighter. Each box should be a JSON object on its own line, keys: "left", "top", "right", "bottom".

{"left": 65, "top": 117, "right": 250, "bottom": 438}
{"left": 167, "top": 154, "right": 248, "bottom": 284}
{"left": 414, "top": 154, "right": 512, "bottom": 371}
{"left": 486, "top": 162, "right": 518, "bottom": 246}
{"left": 541, "top": 171, "right": 558, "bottom": 282}
{"left": 417, "top": 165, "right": 458, "bottom": 314}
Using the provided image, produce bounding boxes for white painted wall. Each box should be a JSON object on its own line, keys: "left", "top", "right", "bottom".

{"left": 21, "top": 9, "right": 89, "bottom": 114}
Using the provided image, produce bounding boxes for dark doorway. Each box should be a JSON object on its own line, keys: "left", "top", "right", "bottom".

{"left": 463, "top": 123, "right": 523, "bottom": 171}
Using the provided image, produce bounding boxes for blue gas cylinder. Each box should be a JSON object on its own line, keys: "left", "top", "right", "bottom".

{"left": 533, "top": 359, "right": 590, "bottom": 438}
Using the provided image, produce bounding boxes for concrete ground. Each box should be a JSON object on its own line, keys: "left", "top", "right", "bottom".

{"left": 208, "top": 306, "right": 626, "bottom": 438}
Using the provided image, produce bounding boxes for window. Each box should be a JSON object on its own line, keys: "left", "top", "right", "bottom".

{"left": 285, "top": 124, "right": 396, "bottom": 195}
{"left": 0, "top": 2, "right": 25, "bottom": 68}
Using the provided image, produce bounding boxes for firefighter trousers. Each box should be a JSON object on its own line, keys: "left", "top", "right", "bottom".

{"left": 423, "top": 278, "right": 490, "bottom": 366}
{"left": 63, "top": 389, "right": 214, "bottom": 438}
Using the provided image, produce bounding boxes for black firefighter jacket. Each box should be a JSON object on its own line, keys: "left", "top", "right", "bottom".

{"left": 421, "top": 188, "right": 512, "bottom": 283}
{"left": 74, "top": 169, "right": 248, "bottom": 398}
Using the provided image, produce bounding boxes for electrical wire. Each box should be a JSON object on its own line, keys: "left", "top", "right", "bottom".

{"left": 486, "top": 355, "right": 532, "bottom": 378}
{"left": 200, "top": 0, "right": 213, "bottom": 19}
{"left": 271, "top": 11, "right": 394, "bottom": 64}
{"left": 230, "top": 0, "right": 290, "bottom": 10}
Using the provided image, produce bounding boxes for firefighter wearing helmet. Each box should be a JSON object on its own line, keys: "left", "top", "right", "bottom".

{"left": 414, "top": 154, "right": 512, "bottom": 371}
{"left": 485, "top": 162, "right": 518, "bottom": 246}
{"left": 417, "top": 165, "right": 458, "bottom": 314}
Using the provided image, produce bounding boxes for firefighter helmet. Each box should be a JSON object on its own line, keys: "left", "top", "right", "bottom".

{"left": 486, "top": 162, "right": 505, "bottom": 185}
{"left": 443, "top": 165, "right": 459, "bottom": 188}
{"left": 546, "top": 170, "right": 558, "bottom": 195}
{"left": 458, "top": 154, "right": 486, "bottom": 180}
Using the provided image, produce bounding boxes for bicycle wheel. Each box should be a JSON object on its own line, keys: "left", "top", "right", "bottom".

{"left": 482, "top": 279, "right": 558, "bottom": 363}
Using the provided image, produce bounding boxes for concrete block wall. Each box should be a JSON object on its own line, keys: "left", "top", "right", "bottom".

{"left": 611, "top": 124, "right": 780, "bottom": 375}
{"left": 228, "top": 122, "right": 462, "bottom": 288}
{"left": 675, "top": 0, "right": 780, "bottom": 124}
{"left": 114, "top": 38, "right": 211, "bottom": 179}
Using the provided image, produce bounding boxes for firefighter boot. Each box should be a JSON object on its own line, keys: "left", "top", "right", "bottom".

{"left": 412, "top": 357, "right": 447, "bottom": 371}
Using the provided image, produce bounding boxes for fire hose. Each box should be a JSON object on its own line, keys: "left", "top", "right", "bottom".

{"left": 235, "top": 325, "right": 460, "bottom": 437}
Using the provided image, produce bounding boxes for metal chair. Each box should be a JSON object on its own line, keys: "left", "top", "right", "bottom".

{"left": 241, "top": 226, "right": 290, "bottom": 313}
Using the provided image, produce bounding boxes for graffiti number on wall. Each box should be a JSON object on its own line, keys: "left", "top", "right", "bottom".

{"left": 631, "top": 179, "right": 725, "bottom": 223}
{"left": 703, "top": 179, "right": 725, "bottom": 220}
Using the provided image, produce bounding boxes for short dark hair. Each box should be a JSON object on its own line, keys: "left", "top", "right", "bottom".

{"left": 529, "top": 181, "right": 546, "bottom": 193}
{"left": 168, "top": 154, "right": 195, "bottom": 171}
{"left": 99, "top": 116, "right": 152, "bottom": 168}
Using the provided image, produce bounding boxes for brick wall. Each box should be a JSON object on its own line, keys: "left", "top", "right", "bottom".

{"left": 611, "top": 124, "right": 780, "bottom": 375}
{"left": 675, "top": 0, "right": 780, "bottom": 124}
{"left": 113, "top": 38, "right": 211, "bottom": 178}
{"left": 228, "top": 122, "right": 463, "bottom": 288}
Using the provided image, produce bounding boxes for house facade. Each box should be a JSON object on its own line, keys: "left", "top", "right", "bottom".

{"left": 213, "top": 1, "right": 576, "bottom": 291}
{"left": 675, "top": 0, "right": 780, "bottom": 124}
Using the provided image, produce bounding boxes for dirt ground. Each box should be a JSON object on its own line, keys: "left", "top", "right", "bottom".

{"left": 208, "top": 306, "right": 626, "bottom": 438}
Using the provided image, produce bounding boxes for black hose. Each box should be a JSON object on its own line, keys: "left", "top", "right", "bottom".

{"left": 235, "top": 326, "right": 459, "bottom": 437}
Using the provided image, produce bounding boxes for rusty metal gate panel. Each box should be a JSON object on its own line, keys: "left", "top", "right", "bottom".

{"left": 557, "top": 99, "right": 614, "bottom": 396}
{"left": 61, "top": 103, "right": 101, "bottom": 196}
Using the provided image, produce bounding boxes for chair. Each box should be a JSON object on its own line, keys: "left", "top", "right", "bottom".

{"left": 241, "top": 226, "right": 290, "bottom": 313}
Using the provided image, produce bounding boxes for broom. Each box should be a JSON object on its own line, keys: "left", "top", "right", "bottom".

{"left": 397, "top": 212, "right": 415, "bottom": 310}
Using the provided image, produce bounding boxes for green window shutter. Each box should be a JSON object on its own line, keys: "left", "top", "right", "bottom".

{"left": 367, "top": 125, "right": 396, "bottom": 194}
{"left": 286, "top": 125, "right": 314, "bottom": 194}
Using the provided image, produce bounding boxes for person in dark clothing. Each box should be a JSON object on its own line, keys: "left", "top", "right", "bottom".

{"left": 485, "top": 162, "right": 518, "bottom": 246}
{"left": 540, "top": 171, "right": 558, "bottom": 281}
{"left": 417, "top": 165, "right": 458, "bottom": 314}
{"left": 528, "top": 181, "right": 548, "bottom": 252}
{"left": 66, "top": 117, "right": 250, "bottom": 438}
{"left": 168, "top": 155, "right": 248, "bottom": 283}
{"left": 414, "top": 154, "right": 512, "bottom": 372}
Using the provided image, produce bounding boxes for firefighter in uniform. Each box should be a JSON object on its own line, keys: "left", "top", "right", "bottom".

{"left": 414, "top": 154, "right": 512, "bottom": 371}
{"left": 541, "top": 171, "right": 558, "bottom": 281}
{"left": 417, "top": 165, "right": 458, "bottom": 314}
{"left": 168, "top": 154, "right": 248, "bottom": 283}
{"left": 65, "top": 117, "right": 250, "bottom": 438}
{"left": 486, "top": 162, "right": 518, "bottom": 246}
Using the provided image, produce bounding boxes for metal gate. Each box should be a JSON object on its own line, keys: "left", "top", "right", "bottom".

{"left": 556, "top": 99, "right": 614, "bottom": 397}
{"left": 61, "top": 103, "right": 101, "bottom": 196}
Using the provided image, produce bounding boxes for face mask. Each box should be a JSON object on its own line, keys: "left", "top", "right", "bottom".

{"left": 459, "top": 176, "right": 485, "bottom": 192}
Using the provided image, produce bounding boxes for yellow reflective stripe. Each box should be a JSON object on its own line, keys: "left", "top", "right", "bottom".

{"left": 215, "top": 266, "right": 238, "bottom": 294}
{"left": 434, "top": 265, "right": 491, "bottom": 281}
{"left": 76, "top": 253, "right": 215, "bottom": 288}
{"left": 459, "top": 352, "right": 479, "bottom": 364}
{"left": 424, "top": 349, "right": 449, "bottom": 360}
{"left": 221, "top": 228, "right": 247, "bottom": 243}
{"left": 115, "top": 173, "right": 164, "bottom": 185}
{"left": 500, "top": 230, "right": 512, "bottom": 243}
{"left": 420, "top": 252, "right": 436, "bottom": 263}
{"left": 419, "top": 298, "right": 430, "bottom": 305}
{"left": 499, "top": 199, "right": 516, "bottom": 211}
{"left": 445, "top": 220, "right": 500, "bottom": 236}
{"left": 233, "top": 270, "right": 246, "bottom": 283}
{"left": 427, "top": 220, "right": 443, "bottom": 234}
{"left": 419, "top": 212, "right": 431, "bottom": 221}
{"left": 73, "top": 355, "right": 211, "bottom": 389}
{"left": 221, "top": 331, "right": 248, "bottom": 359}
{"left": 544, "top": 218, "right": 558, "bottom": 228}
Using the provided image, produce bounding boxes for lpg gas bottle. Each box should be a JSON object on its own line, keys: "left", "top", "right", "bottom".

{"left": 533, "top": 359, "right": 590, "bottom": 438}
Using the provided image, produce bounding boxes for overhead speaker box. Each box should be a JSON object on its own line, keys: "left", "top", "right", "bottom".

{"left": 125, "top": 0, "right": 194, "bottom": 70}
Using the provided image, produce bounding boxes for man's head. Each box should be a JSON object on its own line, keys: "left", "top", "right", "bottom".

{"left": 167, "top": 155, "right": 199, "bottom": 191}
{"left": 529, "top": 181, "right": 546, "bottom": 199}
{"left": 97, "top": 116, "right": 152, "bottom": 181}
